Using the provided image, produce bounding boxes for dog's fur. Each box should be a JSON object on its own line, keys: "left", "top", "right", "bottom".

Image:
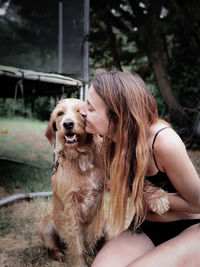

{"left": 39, "top": 98, "right": 169, "bottom": 266}
{"left": 143, "top": 179, "right": 169, "bottom": 215}
{"left": 38, "top": 98, "right": 108, "bottom": 266}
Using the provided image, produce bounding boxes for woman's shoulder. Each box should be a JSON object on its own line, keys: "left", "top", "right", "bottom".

{"left": 150, "top": 121, "right": 186, "bottom": 155}
{"left": 149, "top": 121, "right": 187, "bottom": 172}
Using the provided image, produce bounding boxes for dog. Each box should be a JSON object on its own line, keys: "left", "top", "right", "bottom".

{"left": 38, "top": 98, "right": 108, "bottom": 267}
{"left": 39, "top": 98, "right": 169, "bottom": 266}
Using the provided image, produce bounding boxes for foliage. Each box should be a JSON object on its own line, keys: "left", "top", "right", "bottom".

{"left": 0, "top": 98, "right": 32, "bottom": 118}
{"left": 0, "top": 0, "right": 58, "bottom": 72}
{"left": 0, "top": 97, "right": 56, "bottom": 121}
{"left": 89, "top": 0, "right": 200, "bottom": 135}
{"left": 146, "top": 75, "right": 168, "bottom": 120}
{"left": 32, "top": 97, "right": 56, "bottom": 121}
{"left": 168, "top": 46, "right": 200, "bottom": 106}
{"left": 167, "top": 45, "right": 200, "bottom": 128}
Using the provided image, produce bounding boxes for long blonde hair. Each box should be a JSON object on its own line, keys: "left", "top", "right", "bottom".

{"left": 92, "top": 70, "right": 159, "bottom": 236}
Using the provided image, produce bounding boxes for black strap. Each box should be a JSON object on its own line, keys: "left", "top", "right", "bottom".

{"left": 152, "top": 127, "right": 168, "bottom": 171}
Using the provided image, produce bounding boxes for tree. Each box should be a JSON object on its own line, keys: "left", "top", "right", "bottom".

{"left": 90, "top": 0, "right": 200, "bottom": 127}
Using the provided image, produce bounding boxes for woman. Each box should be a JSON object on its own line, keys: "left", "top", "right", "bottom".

{"left": 80, "top": 70, "right": 200, "bottom": 267}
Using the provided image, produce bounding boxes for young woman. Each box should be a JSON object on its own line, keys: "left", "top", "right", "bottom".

{"left": 80, "top": 70, "right": 200, "bottom": 267}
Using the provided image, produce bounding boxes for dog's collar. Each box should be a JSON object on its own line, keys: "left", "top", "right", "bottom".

{"left": 53, "top": 149, "right": 65, "bottom": 174}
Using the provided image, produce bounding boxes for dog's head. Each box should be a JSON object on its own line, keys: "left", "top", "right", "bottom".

{"left": 45, "top": 98, "right": 88, "bottom": 149}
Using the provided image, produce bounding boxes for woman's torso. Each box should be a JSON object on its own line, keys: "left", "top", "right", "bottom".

{"left": 139, "top": 125, "right": 200, "bottom": 245}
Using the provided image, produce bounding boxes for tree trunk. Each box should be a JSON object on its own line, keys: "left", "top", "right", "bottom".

{"left": 150, "top": 35, "right": 184, "bottom": 124}
{"left": 151, "top": 51, "right": 182, "bottom": 112}
{"left": 107, "top": 24, "right": 122, "bottom": 71}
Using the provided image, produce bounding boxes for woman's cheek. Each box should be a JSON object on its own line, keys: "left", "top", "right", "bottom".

{"left": 85, "top": 119, "right": 95, "bottom": 133}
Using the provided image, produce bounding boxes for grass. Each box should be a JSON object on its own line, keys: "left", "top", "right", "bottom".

{"left": 0, "top": 116, "right": 53, "bottom": 193}
{"left": 0, "top": 116, "right": 199, "bottom": 266}
{"left": 0, "top": 117, "right": 52, "bottom": 166}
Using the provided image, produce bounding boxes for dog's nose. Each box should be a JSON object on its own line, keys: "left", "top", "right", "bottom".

{"left": 63, "top": 120, "right": 74, "bottom": 130}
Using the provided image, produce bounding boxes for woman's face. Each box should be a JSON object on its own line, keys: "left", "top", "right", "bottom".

{"left": 80, "top": 85, "right": 109, "bottom": 136}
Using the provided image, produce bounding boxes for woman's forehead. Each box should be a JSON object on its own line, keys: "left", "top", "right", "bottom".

{"left": 87, "top": 86, "right": 105, "bottom": 107}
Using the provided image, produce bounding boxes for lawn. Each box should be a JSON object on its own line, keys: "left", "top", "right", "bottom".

{"left": 0, "top": 117, "right": 53, "bottom": 194}
{"left": 0, "top": 117, "right": 199, "bottom": 267}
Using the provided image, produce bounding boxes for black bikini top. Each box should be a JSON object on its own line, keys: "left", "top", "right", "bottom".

{"left": 146, "top": 127, "right": 176, "bottom": 193}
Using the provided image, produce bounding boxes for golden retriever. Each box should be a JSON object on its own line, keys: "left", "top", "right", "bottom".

{"left": 38, "top": 98, "right": 108, "bottom": 267}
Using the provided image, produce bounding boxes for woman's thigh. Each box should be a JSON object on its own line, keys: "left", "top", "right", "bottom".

{"left": 92, "top": 230, "right": 154, "bottom": 267}
{"left": 127, "top": 223, "right": 200, "bottom": 267}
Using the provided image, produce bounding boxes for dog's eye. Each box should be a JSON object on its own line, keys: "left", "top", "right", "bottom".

{"left": 57, "top": 111, "right": 64, "bottom": 116}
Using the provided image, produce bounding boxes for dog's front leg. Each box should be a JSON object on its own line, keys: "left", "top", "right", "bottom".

{"left": 60, "top": 205, "right": 88, "bottom": 267}
{"left": 38, "top": 213, "right": 66, "bottom": 261}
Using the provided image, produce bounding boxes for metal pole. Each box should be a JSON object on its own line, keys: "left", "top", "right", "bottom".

{"left": 57, "top": 1, "right": 63, "bottom": 151}
{"left": 83, "top": 0, "right": 90, "bottom": 100}
{"left": 58, "top": 0, "right": 63, "bottom": 74}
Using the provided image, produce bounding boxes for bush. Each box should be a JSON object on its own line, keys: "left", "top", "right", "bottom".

{"left": 32, "top": 97, "right": 56, "bottom": 121}
{"left": 0, "top": 98, "right": 32, "bottom": 118}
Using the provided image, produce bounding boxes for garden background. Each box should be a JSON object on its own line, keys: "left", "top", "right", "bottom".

{"left": 0, "top": 0, "right": 200, "bottom": 266}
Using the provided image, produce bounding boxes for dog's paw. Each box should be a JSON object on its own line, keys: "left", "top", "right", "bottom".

{"left": 147, "top": 191, "right": 170, "bottom": 215}
{"left": 70, "top": 259, "right": 88, "bottom": 267}
{"left": 144, "top": 179, "right": 170, "bottom": 215}
{"left": 50, "top": 250, "right": 66, "bottom": 261}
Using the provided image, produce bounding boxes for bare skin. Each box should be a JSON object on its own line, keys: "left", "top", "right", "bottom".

{"left": 80, "top": 86, "right": 200, "bottom": 267}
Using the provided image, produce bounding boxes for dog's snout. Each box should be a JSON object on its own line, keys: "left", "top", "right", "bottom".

{"left": 63, "top": 120, "right": 74, "bottom": 130}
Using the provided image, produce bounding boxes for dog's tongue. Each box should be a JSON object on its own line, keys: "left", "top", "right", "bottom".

{"left": 65, "top": 134, "right": 77, "bottom": 142}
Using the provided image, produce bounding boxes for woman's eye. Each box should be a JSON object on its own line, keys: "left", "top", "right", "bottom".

{"left": 57, "top": 111, "right": 64, "bottom": 116}
{"left": 87, "top": 104, "right": 93, "bottom": 112}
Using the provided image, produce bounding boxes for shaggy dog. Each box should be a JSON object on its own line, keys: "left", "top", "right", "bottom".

{"left": 39, "top": 98, "right": 169, "bottom": 266}
{"left": 38, "top": 98, "right": 108, "bottom": 267}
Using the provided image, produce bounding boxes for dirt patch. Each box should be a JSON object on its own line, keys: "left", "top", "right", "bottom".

{"left": 0, "top": 199, "right": 68, "bottom": 267}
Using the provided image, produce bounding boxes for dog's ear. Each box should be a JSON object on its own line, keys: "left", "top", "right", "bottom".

{"left": 45, "top": 119, "right": 57, "bottom": 145}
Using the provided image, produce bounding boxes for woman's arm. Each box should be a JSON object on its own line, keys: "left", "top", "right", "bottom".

{"left": 147, "top": 128, "right": 200, "bottom": 222}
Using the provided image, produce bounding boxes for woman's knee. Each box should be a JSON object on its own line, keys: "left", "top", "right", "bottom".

{"left": 92, "top": 230, "right": 154, "bottom": 267}
{"left": 162, "top": 224, "right": 200, "bottom": 266}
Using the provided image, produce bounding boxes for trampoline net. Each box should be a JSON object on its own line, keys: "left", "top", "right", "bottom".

{"left": 0, "top": 0, "right": 85, "bottom": 79}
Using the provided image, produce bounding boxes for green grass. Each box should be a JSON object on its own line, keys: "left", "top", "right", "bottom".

{"left": 0, "top": 207, "right": 13, "bottom": 235}
{"left": 0, "top": 116, "right": 53, "bottom": 193}
{"left": 0, "top": 117, "right": 52, "bottom": 164}
{"left": 0, "top": 162, "right": 52, "bottom": 192}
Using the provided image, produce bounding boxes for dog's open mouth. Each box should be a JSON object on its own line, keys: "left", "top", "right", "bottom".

{"left": 65, "top": 133, "right": 79, "bottom": 144}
